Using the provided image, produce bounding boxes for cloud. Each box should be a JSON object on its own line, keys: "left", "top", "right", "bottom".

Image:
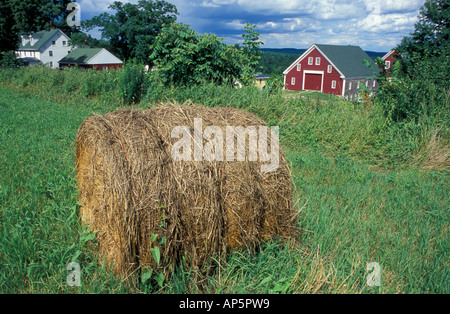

{"left": 78, "top": 0, "right": 425, "bottom": 51}
{"left": 356, "top": 11, "right": 419, "bottom": 33}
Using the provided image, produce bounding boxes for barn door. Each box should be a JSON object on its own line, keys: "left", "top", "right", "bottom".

{"left": 304, "top": 73, "right": 322, "bottom": 91}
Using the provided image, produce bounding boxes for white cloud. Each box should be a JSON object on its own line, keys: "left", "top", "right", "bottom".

{"left": 78, "top": 0, "right": 426, "bottom": 51}
{"left": 355, "top": 11, "right": 419, "bottom": 33}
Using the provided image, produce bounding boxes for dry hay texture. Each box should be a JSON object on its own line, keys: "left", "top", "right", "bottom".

{"left": 76, "top": 103, "right": 296, "bottom": 275}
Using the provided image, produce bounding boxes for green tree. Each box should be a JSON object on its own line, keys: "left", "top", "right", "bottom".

{"left": 397, "top": 0, "right": 449, "bottom": 71}
{"left": 376, "top": 0, "right": 450, "bottom": 122}
{"left": 0, "top": 0, "right": 17, "bottom": 54}
{"left": 240, "top": 23, "right": 264, "bottom": 86}
{"left": 69, "top": 32, "right": 112, "bottom": 50}
{"left": 83, "top": 0, "right": 178, "bottom": 63}
{"left": 149, "top": 23, "right": 243, "bottom": 86}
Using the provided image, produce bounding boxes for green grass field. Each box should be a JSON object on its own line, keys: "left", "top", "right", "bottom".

{"left": 0, "top": 68, "right": 448, "bottom": 293}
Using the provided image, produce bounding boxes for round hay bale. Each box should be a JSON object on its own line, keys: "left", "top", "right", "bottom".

{"left": 76, "top": 103, "right": 296, "bottom": 274}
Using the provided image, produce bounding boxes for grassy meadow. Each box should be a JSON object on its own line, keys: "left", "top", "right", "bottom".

{"left": 0, "top": 66, "right": 448, "bottom": 293}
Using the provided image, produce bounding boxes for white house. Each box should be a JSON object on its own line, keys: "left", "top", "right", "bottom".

{"left": 16, "top": 29, "right": 73, "bottom": 69}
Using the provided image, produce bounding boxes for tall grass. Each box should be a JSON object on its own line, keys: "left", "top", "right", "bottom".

{"left": 0, "top": 67, "right": 448, "bottom": 293}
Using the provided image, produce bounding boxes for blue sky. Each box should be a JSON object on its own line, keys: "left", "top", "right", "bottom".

{"left": 78, "top": 0, "right": 425, "bottom": 52}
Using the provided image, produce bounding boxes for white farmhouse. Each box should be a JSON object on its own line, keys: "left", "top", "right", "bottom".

{"left": 16, "top": 29, "right": 73, "bottom": 69}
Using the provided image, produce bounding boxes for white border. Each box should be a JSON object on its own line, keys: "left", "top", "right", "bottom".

{"left": 302, "top": 70, "right": 324, "bottom": 92}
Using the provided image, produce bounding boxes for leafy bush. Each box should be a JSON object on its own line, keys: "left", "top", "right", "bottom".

{"left": 120, "top": 60, "right": 147, "bottom": 105}
{"left": 376, "top": 54, "right": 449, "bottom": 123}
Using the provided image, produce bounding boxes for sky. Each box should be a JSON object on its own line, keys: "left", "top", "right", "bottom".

{"left": 77, "top": 0, "right": 425, "bottom": 52}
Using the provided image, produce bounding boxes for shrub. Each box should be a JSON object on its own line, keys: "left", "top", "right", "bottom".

{"left": 120, "top": 60, "right": 146, "bottom": 105}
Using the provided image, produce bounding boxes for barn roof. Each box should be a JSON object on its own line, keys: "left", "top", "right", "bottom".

{"left": 59, "top": 48, "right": 123, "bottom": 65}
{"left": 283, "top": 44, "right": 378, "bottom": 79}
{"left": 315, "top": 44, "right": 377, "bottom": 78}
{"left": 59, "top": 48, "right": 103, "bottom": 64}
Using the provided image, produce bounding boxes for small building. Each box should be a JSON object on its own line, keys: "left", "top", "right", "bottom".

{"left": 16, "top": 29, "right": 73, "bottom": 68}
{"left": 381, "top": 49, "right": 400, "bottom": 76}
{"left": 283, "top": 44, "right": 378, "bottom": 100}
{"left": 59, "top": 48, "right": 123, "bottom": 70}
{"left": 255, "top": 74, "right": 270, "bottom": 89}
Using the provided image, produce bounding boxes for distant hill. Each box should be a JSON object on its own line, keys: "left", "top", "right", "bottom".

{"left": 261, "top": 48, "right": 307, "bottom": 55}
{"left": 259, "top": 48, "right": 387, "bottom": 76}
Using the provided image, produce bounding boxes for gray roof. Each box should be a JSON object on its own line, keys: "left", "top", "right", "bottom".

{"left": 18, "top": 29, "right": 62, "bottom": 51}
{"left": 315, "top": 44, "right": 378, "bottom": 78}
{"left": 59, "top": 48, "right": 103, "bottom": 64}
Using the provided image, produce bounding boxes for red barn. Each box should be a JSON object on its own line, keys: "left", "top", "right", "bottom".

{"left": 283, "top": 44, "right": 378, "bottom": 100}
{"left": 59, "top": 48, "right": 123, "bottom": 70}
{"left": 381, "top": 49, "right": 400, "bottom": 76}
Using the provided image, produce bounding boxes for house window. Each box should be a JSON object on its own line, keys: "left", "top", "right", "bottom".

{"left": 373, "top": 80, "right": 376, "bottom": 88}
{"left": 327, "top": 65, "right": 332, "bottom": 73}
{"left": 385, "top": 61, "right": 391, "bottom": 69}
{"left": 49, "top": 61, "right": 53, "bottom": 68}
{"left": 291, "top": 77, "right": 295, "bottom": 85}
{"left": 331, "top": 80, "right": 336, "bottom": 89}
{"left": 103, "top": 66, "right": 109, "bottom": 70}
{"left": 297, "top": 64, "right": 301, "bottom": 71}
{"left": 52, "top": 41, "right": 56, "bottom": 46}
{"left": 63, "top": 41, "right": 67, "bottom": 46}
{"left": 308, "top": 57, "right": 313, "bottom": 65}
{"left": 49, "top": 51, "right": 53, "bottom": 57}
{"left": 315, "top": 57, "right": 320, "bottom": 65}
{"left": 348, "top": 82, "right": 352, "bottom": 89}
{"left": 365, "top": 81, "right": 369, "bottom": 88}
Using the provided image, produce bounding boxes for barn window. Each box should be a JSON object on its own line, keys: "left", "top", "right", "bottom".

{"left": 308, "top": 57, "right": 313, "bottom": 65}
{"left": 315, "top": 57, "right": 320, "bottom": 65}
{"left": 297, "top": 64, "right": 301, "bottom": 71}
{"left": 385, "top": 61, "right": 391, "bottom": 69}
{"left": 291, "top": 77, "right": 295, "bottom": 85}
{"left": 331, "top": 80, "right": 336, "bottom": 89}
{"left": 327, "top": 65, "right": 332, "bottom": 73}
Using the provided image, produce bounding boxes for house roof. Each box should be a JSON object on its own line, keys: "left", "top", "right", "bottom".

{"left": 18, "top": 29, "right": 62, "bottom": 51}
{"left": 382, "top": 49, "right": 398, "bottom": 60}
{"left": 315, "top": 44, "right": 377, "bottom": 78}
{"left": 59, "top": 48, "right": 103, "bottom": 64}
{"left": 284, "top": 44, "right": 378, "bottom": 79}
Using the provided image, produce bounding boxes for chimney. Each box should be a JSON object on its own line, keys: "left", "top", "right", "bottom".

{"left": 21, "top": 36, "right": 25, "bottom": 46}
{"left": 29, "top": 34, "right": 33, "bottom": 46}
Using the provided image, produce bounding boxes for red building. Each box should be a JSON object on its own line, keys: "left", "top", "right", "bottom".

{"left": 283, "top": 44, "right": 378, "bottom": 100}
{"left": 381, "top": 49, "right": 400, "bottom": 76}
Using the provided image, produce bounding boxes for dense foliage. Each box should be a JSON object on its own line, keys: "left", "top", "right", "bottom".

{"left": 375, "top": 0, "right": 449, "bottom": 123}
{"left": 149, "top": 23, "right": 243, "bottom": 86}
{"left": 149, "top": 22, "right": 263, "bottom": 87}
{"left": 258, "top": 50, "right": 299, "bottom": 75}
{"left": 82, "top": 0, "right": 178, "bottom": 63}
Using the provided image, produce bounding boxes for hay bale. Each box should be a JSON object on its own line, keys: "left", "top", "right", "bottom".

{"left": 76, "top": 103, "right": 296, "bottom": 274}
